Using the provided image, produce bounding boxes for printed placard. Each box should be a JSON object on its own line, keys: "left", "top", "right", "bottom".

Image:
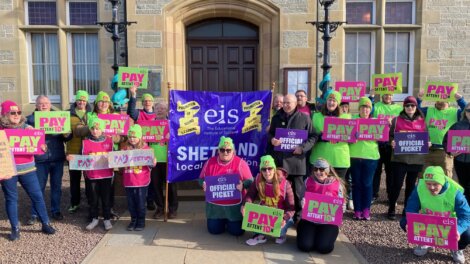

{"left": 4, "top": 129, "right": 45, "bottom": 155}
{"left": 139, "top": 120, "right": 169, "bottom": 143}
{"left": 117, "top": 67, "right": 148, "bottom": 89}
{"left": 372, "top": 73, "right": 402, "bottom": 94}
{"left": 407, "top": 213, "right": 458, "bottom": 250}
{"left": 204, "top": 174, "right": 241, "bottom": 203}
{"left": 447, "top": 130, "right": 470, "bottom": 153}
{"left": 322, "top": 117, "right": 357, "bottom": 143}
{"left": 108, "top": 149, "right": 155, "bottom": 168}
{"left": 394, "top": 132, "right": 429, "bottom": 155}
{"left": 34, "top": 111, "right": 71, "bottom": 134}
{"left": 68, "top": 154, "right": 109, "bottom": 171}
{"left": 0, "top": 131, "right": 17, "bottom": 179}
{"left": 242, "top": 203, "right": 283, "bottom": 237}
{"left": 423, "top": 81, "right": 458, "bottom": 102}
{"left": 301, "top": 192, "right": 343, "bottom": 226}
{"left": 274, "top": 128, "right": 308, "bottom": 152}
{"left": 357, "top": 118, "right": 390, "bottom": 141}
{"left": 335, "top": 81, "right": 366, "bottom": 102}
{"left": 98, "top": 114, "right": 130, "bottom": 135}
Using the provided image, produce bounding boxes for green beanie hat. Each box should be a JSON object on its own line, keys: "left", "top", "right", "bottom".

{"left": 260, "top": 155, "right": 276, "bottom": 171}
{"left": 95, "top": 91, "right": 111, "bottom": 103}
{"left": 142, "top": 93, "right": 154, "bottom": 102}
{"left": 327, "top": 91, "right": 342, "bottom": 104}
{"left": 128, "top": 124, "right": 143, "bottom": 138}
{"left": 218, "top": 136, "right": 234, "bottom": 149}
{"left": 358, "top": 96, "right": 372, "bottom": 109}
{"left": 87, "top": 116, "right": 105, "bottom": 130}
{"left": 423, "top": 166, "right": 447, "bottom": 185}
{"left": 75, "top": 90, "right": 89, "bottom": 102}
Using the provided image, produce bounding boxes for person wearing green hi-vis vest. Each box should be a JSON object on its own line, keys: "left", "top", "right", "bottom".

{"left": 417, "top": 90, "right": 467, "bottom": 177}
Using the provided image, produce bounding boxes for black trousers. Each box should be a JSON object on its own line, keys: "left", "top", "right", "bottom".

{"left": 148, "top": 163, "right": 178, "bottom": 213}
{"left": 69, "top": 169, "right": 90, "bottom": 207}
{"left": 296, "top": 220, "right": 338, "bottom": 253}
{"left": 373, "top": 144, "right": 393, "bottom": 198}
{"left": 455, "top": 159, "right": 470, "bottom": 203}
{"left": 287, "top": 174, "right": 304, "bottom": 222}
{"left": 88, "top": 178, "right": 112, "bottom": 220}
{"left": 388, "top": 162, "right": 422, "bottom": 213}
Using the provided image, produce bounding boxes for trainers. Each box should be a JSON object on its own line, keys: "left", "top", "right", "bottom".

{"left": 103, "top": 220, "right": 113, "bottom": 231}
{"left": 68, "top": 205, "right": 79, "bottom": 214}
{"left": 147, "top": 202, "right": 156, "bottom": 211}
{"left": 353, "top": 211, "right": 363, "bottom": 220}
{"left": 41, "top": 224, "right": 56, "bottom": 235}
{"left": 347, "top": 200, "right": 354, "bottom": 211}
{"left": 275, "top": 235, "right": 287, "bottom": 244}
{"left": 413, "top": 245, "right": 433, "bottom": 257}
{"left": 86, "top": 218, "right": 99, "bottom": 231}
{"left": 153, "top": 210, "right": 164, "bottom": 219}
{"left": 52, "top": 212, "right": 64, "bottom": 221}
{"left": 8, "top": 228, "right": 20, "bottom": 241}
{"left": 26, "top": 216, "right": 37, "bottom": 226}
{"left": 362, "top": 208, "right": 371, "bottom": 221}
{"left": 127, "top": 219, "right": 136, "bottom": 231}
{"left": 246, "top": 234, "right": 267, "bottom": 246}
{"left": 451, "top": 250, "right": 465, "bottom": 264}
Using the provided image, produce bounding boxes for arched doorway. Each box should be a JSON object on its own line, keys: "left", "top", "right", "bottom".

{"left": 186, "top": 18, "right": 258, "bottom": 92}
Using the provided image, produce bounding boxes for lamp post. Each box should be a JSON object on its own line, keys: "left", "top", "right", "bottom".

{"left": 97, "top": 0, "right": 136, "bottom": 75}
{"left": 307, "top": 0, "right": 346, "bottom": 100}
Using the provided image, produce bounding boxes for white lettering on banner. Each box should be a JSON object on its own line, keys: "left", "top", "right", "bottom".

{"left": 203, "top": 105, "right": 239, "bottom": 125}
{"left": 176, "top": 143, "right": 259, "bottom": 161}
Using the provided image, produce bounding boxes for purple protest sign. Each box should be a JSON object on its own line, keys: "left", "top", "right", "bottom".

{"left": 205, "top": 174, "right": 241, "bottom": 205}
{"left": 357, "top": 118, "right": 390, "bottom": 141}
{"left": 301, "top": 192, "right": 343, "bottom": 226}
{"left": 407, "top": 213, "right": 458, "bottom": 250}
{"left": 322, "top": 117, "right": 357, "bottom": 143}
{"left": 4, "top": 129, "right": 45, "bottom": 155}
{"left": 274, "top": 128, "right": 307, "bottom": 152}
{"left": 394, "top": 132, "right": 429, "bottom": 155}
{"left": 98, "top": 114, "right": 130, "bottom": 135}
{"left": 335, "top": 81, "right": 366, "bottom": 102}
{"left": 447, "top": 130, "right": 470, "bottom": 153}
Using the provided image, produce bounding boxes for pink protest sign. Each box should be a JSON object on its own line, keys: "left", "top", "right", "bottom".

{"left": 322, "top": 117, "right": 357, "bottom": 143}
{"left": 138, "top": 120, "right": 169, "bottom": 143}
{"left": 4, "top": 129, "right": 45, "bottom": 155}
{"left": 407, "top": 213, "right": 458, "bottom": 250}
{"left": 98, "top": 114, "right": 130, "bottom": 135}
{"left": 447, "top": 130, "right": 470, "bottom": 153}
{"left": 357, "top": 118, "right": 390, "bottom": 142}
{"left": 301, "top": 192, "right": 343, "bottom": 226}
{"left": 335, "top": 81, "right": 366, "bottom": 102}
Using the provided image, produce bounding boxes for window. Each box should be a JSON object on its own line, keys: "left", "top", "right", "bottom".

{"left": 27, "top": 1, "right": 57, "bottom": 25}
{"left": 29, "top": 33, "right": 61, "bottom": 101}
{"left": 346, "top": 0, "right": 374, "bottom": 24}
{"left": 384, "top": 32, "right": 414, "bottom": 95}
{"left": 136, "top": 70, "right": 162, "bottom": 98}
{"left": 284, "top": 68, "right": 311, "bottom": 96}
{"left": 345, "top": 32, "right": 374, "bottom": 93}
{"left": 386, "top": 1, "right": 414, "bottom": 24}
{"left": 68, "top": 1, "right": 98, "bottom": 25}
{"left": 69, "top": 33, "right": 100, "bottom": 100}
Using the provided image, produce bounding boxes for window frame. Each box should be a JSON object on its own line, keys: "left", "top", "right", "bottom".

{"left": 283, "top": 68, "right": 312, "bottom": 97}
{"left": 346, "top": 0, "right": 376, "bottom": 25}
{"left": 385, "top": 0, "right": 416, "bottom": 25}
{"left": 66, "top": 0, "right": 99, "bottom": 26}
{"left": 25, "top": 0, "right": 58, "bottom": 26}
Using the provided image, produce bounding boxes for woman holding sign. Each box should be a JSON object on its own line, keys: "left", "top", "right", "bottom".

{"left": 399, "top": 166, "right": 470, "bottom": 264}
{"left": 199, "top": 136, "right": 253, "bottom": 236}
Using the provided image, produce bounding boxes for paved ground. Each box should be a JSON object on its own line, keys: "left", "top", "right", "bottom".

{"left": 82, "top": 201, "right": 367, "bottom": 264}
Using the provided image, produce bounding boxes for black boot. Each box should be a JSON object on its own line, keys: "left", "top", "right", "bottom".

{"left": 127, "top": 219, "right": 137, "bottom": 231}
{"left": 9, "top": 228, "right": 20, "bottom": 241}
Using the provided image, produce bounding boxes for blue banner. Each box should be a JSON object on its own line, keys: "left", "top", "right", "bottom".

{"left": 168, "top": 91, "right": 272, "bottom": 183}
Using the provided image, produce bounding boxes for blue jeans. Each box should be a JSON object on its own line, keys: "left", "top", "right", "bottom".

{"left": 207, "top": 218, "right": 244, "bottom": 236}
{"left": 350, "top": 158, "right": 378, "bottom": 212}
{"left": 126, "top": 186, "right": 148, "bottom": 227}
{"left": 1, "top": 170, "right": 50, "bottom": 229}
{"left": 280, "top": 218, "right": 294, "bottom": 237}
{"left": 32, "top": 161, "right": 64, "bottom": 216}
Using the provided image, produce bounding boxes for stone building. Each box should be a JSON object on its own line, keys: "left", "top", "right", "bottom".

{"left": 0, "top": 0, "right": 469, "bottom": 111}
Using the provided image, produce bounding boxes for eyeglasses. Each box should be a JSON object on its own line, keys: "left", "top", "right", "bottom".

{"left": 405, "top": 104, "right": 416, "bottom": 108}
{"left": 219, "top": 148, "right": 232, "bottom": 154}
{"left": 465, "top": 109, "right": 470, "bottom": 113}
{"left": 313, "top": 167, "right": 326, "bottom": 172}
{"left": 9, "top": 111, "right": 22, "bottom": 116}
{"left": 261, "top": 167, "right": 274, "bottom": 172}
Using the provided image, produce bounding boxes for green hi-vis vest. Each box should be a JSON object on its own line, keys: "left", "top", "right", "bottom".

{"left": 309, "top": 113, "right": 350, "bottom": 168}
{"left": 372, "top": 102, "right": 402, "bottom": 119}
{"left": 425, "top": 107, "right": 458, "bottom": 145}
{"left": 417, "top": 179, "right": 463, "bottom": 218}
{"left": 150, "top": 143, "right": 168, "bottom": 163}
{"left": 348, "top": 114, "right": 380, "bottom": 160}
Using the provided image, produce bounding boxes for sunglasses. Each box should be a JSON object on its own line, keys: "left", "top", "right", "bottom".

{"left": 313, "top": 167, "right": 326, "bottom": 172}
{"left": 261, "top": 167, "right": 274, "bottom": 172}
{"left": 219, "top": 148, "right": 232, "bottom": 154}
{"left": 9, "top": 111, "right": 22, "bottom": 116}
{"left": 465, "top": 109, "right": 470, "bottom": 113}
{"left": 405, "top": 104, "right": 416, "bottom": 108}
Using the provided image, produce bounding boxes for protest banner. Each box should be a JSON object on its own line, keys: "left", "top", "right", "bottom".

{"left": 34, "top": 111, "right": 70, "bottom": 134}
{"left": 204, "top": 174, "right": 241, "bottom": 204}
{"left": 117, "top": 67, "right": 148, "bottom": 89}
{"left": 334, "top": 81, "right": 366, "bottom": 102}
{"left": 301, "top": 192, "right": 343, "bottom": 226}
{"left": 0, "top": 131, "right": 16, "bottom": 179}
{"left": 4, "top": 129, "right": 45, "bottom": 155}
{"left": 274, "top": 128, "right": 307, "bottom": 152}
{"left": 394, "top": 132, "right": 429, "bottom": 155}
{"left": 98, "top": 114, "right": 130, "bottom": 135}
{"left": 108, "top": 149, "right": 155, "bottom": 168}
{"left": 68, "top": 154, "right": 109, "bottom": 171}
{"left": 139, "top": 120, "right": 169, "bottom": 143}
{"left": 168, "top": 90, "right": 271, "bottom": 183}
{"left": 242, "top": 203, "right": 283, "bottom": 237}
{"left": 446, "top": 130, "right": 470, "bottom": 153}
{"left": 407, "top": 213, "right": 458, "bottom": 250}
{"left": 357, "top": 118, "right": 390, "bottom": 141}
{"left": 372, "top": 73, "right": 402, "bottom": 94}
{"left": 322, "top": 117, "right": 357, "bottom": 143}
{"left": 423, "top": 81, "right": 458, "bottom": 102}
